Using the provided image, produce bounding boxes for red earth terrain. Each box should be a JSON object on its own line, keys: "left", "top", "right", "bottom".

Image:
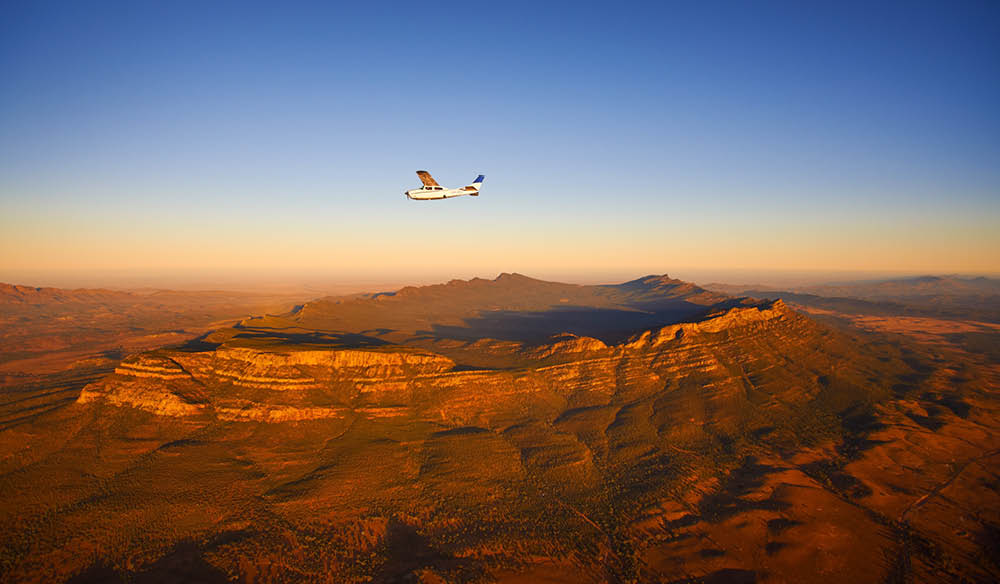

{"left": 0, "top": 274, "right": 996, "bottom": 583}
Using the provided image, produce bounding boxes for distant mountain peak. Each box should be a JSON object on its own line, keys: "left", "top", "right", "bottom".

{"left": 621, "top": 274, "right": 680, "bottom": 287}
{"left": 494, "top": 272, "right": 537, "bottom": 283}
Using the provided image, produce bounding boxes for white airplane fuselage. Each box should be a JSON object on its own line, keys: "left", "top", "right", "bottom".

{"left": 405, "top": 172, "right": 484, "bottom": 200}
{"left": 405, "top": 186, "right": 479, "bottom": 200}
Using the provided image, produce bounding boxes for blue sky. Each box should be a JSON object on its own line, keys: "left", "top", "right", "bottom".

{"left": 1, "top": 1, "right": 998, "bottom": 288}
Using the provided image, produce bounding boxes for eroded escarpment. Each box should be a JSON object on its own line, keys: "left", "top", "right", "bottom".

{"left": 78, "top": 299, "right": 824, "bottom": 425}
{"left": 79, "top": 344, "right": 457, "bottom": 421}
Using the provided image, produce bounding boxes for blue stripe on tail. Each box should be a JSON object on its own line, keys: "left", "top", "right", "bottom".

{"left": 473, "top": 175, "right": 485, "bottom": 183}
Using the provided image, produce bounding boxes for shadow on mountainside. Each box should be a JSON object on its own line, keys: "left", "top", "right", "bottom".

{"left": 175, "top": 329, "right": 390, "bottom": 352}
{"left": 66, "top": 541, "right": 229, "bottom": 584}
{"left": 425, "top": 301, "right": 714, "bottom": 345}
{"left": 228, "top": 329, "right": 390, "bottom": 348}
{"left": 373, "top": 518, "right": 481, "bottom": 583}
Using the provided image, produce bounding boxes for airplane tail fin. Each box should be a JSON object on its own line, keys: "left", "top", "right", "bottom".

{"left": 461, "top": 174, "right": 485, "bottom": 195}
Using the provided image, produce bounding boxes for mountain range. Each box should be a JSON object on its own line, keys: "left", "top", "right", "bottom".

{"left": 0, "top": 274, "right": 997, "bottom": 583}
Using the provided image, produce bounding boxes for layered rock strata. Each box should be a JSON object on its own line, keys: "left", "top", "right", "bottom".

{"left": 79, "top": 300, "right": 822, "bottom": 428}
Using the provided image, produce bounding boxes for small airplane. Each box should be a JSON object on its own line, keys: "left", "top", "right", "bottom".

{"left": 405, "top": 171, "right": 485, "bottom": 200}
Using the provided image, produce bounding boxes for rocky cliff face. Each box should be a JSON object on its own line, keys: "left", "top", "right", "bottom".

{"left": 78, "top": 298, "right": 824, "bottom": 431}
{"left": 79, "top": 345, "right": 457, "bottom": 421}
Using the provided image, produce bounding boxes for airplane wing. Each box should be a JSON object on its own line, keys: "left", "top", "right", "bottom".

{"left": 416, "top": 170, "right": 440, "bottom": 187}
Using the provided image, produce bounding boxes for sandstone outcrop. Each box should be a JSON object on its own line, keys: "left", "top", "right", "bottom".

{"left": 78, "top": 296, "right": 821, "bottom": 429}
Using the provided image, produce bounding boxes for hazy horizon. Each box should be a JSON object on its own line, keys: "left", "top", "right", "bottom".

{"left": 3, "top": 266, "right": 998, "bottom": 296}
